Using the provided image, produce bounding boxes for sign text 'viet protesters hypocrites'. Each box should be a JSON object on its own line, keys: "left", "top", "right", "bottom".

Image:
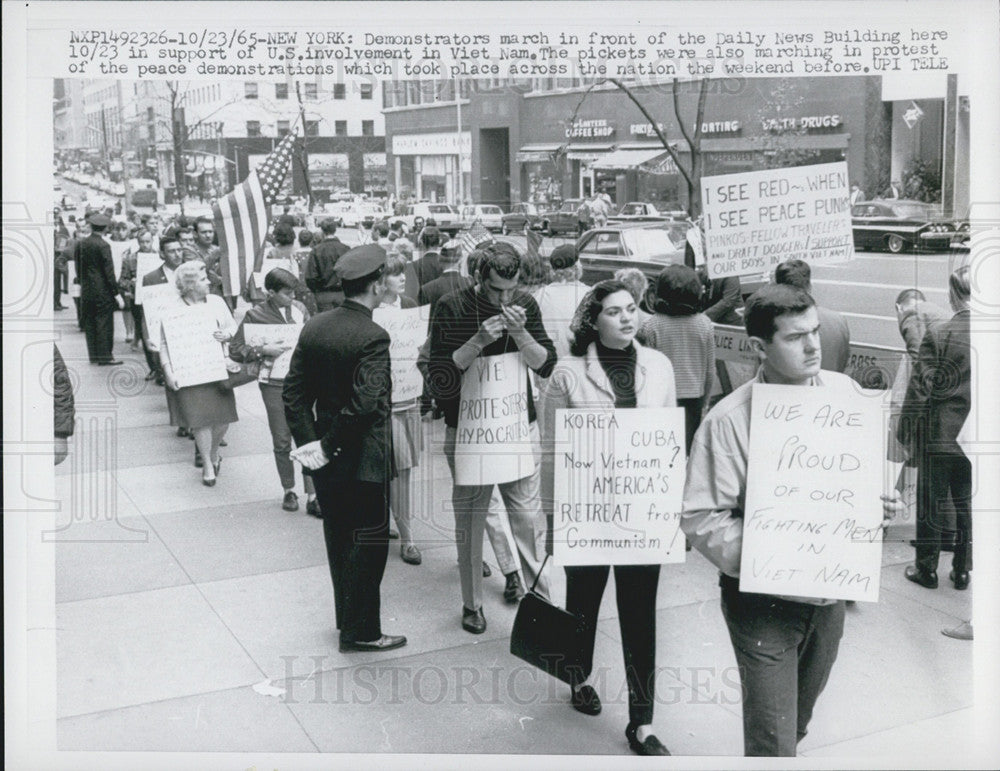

{"left": 553, "top": 408, "right": 686, "bottom": 566}
{"left": 454, "top": 352, "right": 534, "bottom": 486}
{"left": 701, "top": 162, "right": 854, "bottom": 279}
{"left": 741, "top": 383, "right": 886, "bottom": 602}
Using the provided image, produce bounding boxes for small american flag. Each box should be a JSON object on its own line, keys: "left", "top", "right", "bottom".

{"left": 458, "top": 221, "right": 494, "bottom": 254}
{"left": 213, "top": 133, "right": 296, "bottom": 296}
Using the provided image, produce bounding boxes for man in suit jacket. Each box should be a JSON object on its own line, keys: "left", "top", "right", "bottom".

{"left": 139, "top": 236, "right": 185, "bottom": 383}
{"left": 283, "top": 244, "right": 406, "bottom": 653}
{"left": 76, "top": 214, "right": 124, "bottom": 365}
{"left": 304, "top": 218, "right": 351, "bottom": 311}
{"left": 900, "top": 267, "right": 972, "bottom": 591}
{"left": 417, "top": 240, "right": 470, "bottom": 311}
{"left": 412, "top": 226, "right": 444, "bottom": 289}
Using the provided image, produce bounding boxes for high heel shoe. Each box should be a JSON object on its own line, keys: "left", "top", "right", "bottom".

{"left": 202, "top": 474, "right": 217, "bottom": 487}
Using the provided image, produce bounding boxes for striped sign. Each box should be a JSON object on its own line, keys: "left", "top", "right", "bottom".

{"left": 213, "top": 133, "right": 296, "bottom": 296}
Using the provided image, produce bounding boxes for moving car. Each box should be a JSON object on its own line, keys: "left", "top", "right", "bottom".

{"left": 538, "top": 198, "right": 593, "bottom": 236}
{"left": 607, "top": 202, "right": 671, "bottom": 223}
{"left": 459, "top": 204, "right": 504, "bottom": 232}
{"left": 851, "top": 199, "right": 960, "bottom": 253}
{"left": 501, "top": 202, "right": 545, "bottom": 234}
{"left": 575, "top": 221, "right": 689, "bottom": 286}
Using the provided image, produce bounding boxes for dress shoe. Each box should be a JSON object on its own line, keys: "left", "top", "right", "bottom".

{"left": 462, "top": 606, "right": 486, "bottom": 634}
{"left": 306, "top": 498, "right": 322, "bottom": 518}
{"left": 202, "top": 475, "right": 216, "bottom": 487}
{"left": 950, "top": 569, "right": 970, "bottom": 590}
{"left": 145, "top": 371, "right": 158, "bottom": 381}
{"left": 401, "top": 544, "right": 422, "bottom": 565}
{"left": 389, "top": 528, "right": 400, "bottom": 540}
{"left": 282, "top": 490, "right": 299, "bottom": 512}
{"left": 54, "top": 305, "right": 67, "bottom": 311}
{"left": 482, "top": 561, "right": 492, "bottom": 578}
{"left": 570, "top": 684, "right": 602, "bottom": 716}
{"left": 626, "top": 723, "right": 671, "bottom": 756}
{"left": 904, "top": 565, "right": 938, "bottom": 589}
{"left": 219, "top": 439, "right": 227, "bottom": 447}
{"left": 503, "top": 572, "right": 525, "bottom": 603}
{"left": 942, "top": 621, "right": 973, "bottom": 640}
{"left": 339, "top": 634, "right": 407, "bottom": 653}
{"left": 97, "top": 359, "right": 124, "bottom": 366}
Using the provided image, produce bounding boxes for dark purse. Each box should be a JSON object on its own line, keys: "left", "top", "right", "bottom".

{"left": 509, "top": 554, "right": 588, "bottom": 685}
{"left": 218, "top": 360, "right": 260, "bottom": 390}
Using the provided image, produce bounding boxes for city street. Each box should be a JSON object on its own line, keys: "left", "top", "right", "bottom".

{"left": 48, "top": 304, "right": 974, "bottom": 762}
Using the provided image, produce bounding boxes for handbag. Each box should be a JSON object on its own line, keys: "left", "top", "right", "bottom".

{"left": 218, "top": 359, "right": 260, "bottom": 390}
{"left": 509, "top": 554, "right": 588, "bottom": 685}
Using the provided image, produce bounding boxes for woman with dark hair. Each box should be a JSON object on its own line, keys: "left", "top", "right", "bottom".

{"left": 638, "top": 264, "right": 715, "bottom": 452}
{"left": 377, "top": 253, "right": 423, "bottom": 565}
{"left": 230, "top": 267, "right": 316, "bottom": 513}
{"left": 540, "top": 279, "right": 676, "bottom": 756}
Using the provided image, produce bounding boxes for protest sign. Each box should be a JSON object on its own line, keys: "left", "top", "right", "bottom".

{"left": 454, "top": 352, "right": 534, "bottom": 486}
{"left": 108, "top": 239, "right": 133, "bottom": 278}
{"left": 701, "top": 162, "right": 854, "bottom": 279}
{"left": 741, "top": 382, "right": 886, "bottom": 602}
{"left": 243, "top": 323, "right": 303, "bottom": 381}
{"left": 132, "top": 254, "right": 164, "bottom": 305}
{"left": 140, "top": 282, "right": 181, "bottom": 353}
{"left": 373, "top": 306, "right": 430, "bottom": 403}
{"left": 552, "top": 407, "right": 686, "bottom": 566}
{"left": 160, "top": 305, "right": 228, "bottom": 387}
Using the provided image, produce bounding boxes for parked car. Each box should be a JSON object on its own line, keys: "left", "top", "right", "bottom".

{"left": 340, "top": 201, "right": 385, "bottom": 229}
{"left": 392, "top": 202, "right": 464, "bottom": 234}
{"left": 459, "top": 204, "right": 504, "bottom": 232}
{"left": 539, "top": 198, "right": 593, "bottom": 236}
{"left": 851, "top": 199, "right": 959, "bottom": 253}
{"left": 501, "top": 202, "right": 545, "bottom": 234}
{"left": 575, "top": 221, "right": 689, "bottom": 286}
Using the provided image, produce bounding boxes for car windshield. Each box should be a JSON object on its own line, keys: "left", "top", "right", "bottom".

{"left": 619, "top": 203, "right": 645, "bottom": 215}
{"left": 428, "top": 205, "right": 453, "bottom": 214}
{"left": 481, "top": 206, "right": 502, "bottom": 214}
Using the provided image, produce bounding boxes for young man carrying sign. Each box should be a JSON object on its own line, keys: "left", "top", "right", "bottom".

{"left": 428, "top": 242, "right": 557, "bottom": 634}
{"left": 681, "top": 284, "right": 904, "bottom": 757}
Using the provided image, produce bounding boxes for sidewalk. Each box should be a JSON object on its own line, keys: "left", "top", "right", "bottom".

{"left": 47, "top": 309, "right": 976, "bottom": 766}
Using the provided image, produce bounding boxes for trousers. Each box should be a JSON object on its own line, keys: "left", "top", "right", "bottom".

{"left": 720, "top": 575, "right": 845, "bottom": 756}
{"left": 915, "top": 451, "right": 972, "bottom": 574}
{"left": 566, "top": 563, "right": 661, "bottom": 726}
{"left": 444, "top": 424, "right": 550, "bottom": 610}
{"left": 312, "top": 476, "right": 390, "bottom": 644}
{"left": 81, "top": 300, "right": 115, "bottom": 363}
{"left": 259, "top": 383, "right": 314, "bottom": 494}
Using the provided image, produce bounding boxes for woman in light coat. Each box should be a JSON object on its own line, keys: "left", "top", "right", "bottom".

{"left": 540, "top": 279, "right": 676, "bottom": 756}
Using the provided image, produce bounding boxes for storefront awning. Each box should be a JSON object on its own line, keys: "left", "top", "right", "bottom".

{"left": 515, "top": 144, "right": 562, "bottom": 163}
{"left": 701, "top": 134, "right": 850, "bottom": 152}
{"left": 566, "top": 143, "right": 614, "bottom": 161}
{"left": 590, "top": 147, "right": 671, "bottom": 170}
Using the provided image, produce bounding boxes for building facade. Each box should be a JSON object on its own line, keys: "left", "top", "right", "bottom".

{"left": 383, "top": 75, "right": 969, "bottom": 215}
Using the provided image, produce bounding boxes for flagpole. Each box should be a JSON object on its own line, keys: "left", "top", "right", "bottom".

{"left": 293, "top": 84, "right": 313, "bottom": 211}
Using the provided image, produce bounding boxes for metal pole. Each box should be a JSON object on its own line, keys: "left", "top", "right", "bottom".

{"left": 115, "top": 82, "right": 134, "bottom": 216}
{"left": 456, "top": 88, "right": 464, "bottom": 205}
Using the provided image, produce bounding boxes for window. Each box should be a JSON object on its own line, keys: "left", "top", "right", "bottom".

{"left": 304, "top": 120, "right": 320, "bottom": 137}
{"left": 361, "top": 120, "right": 374, "bottom": 136}
{"left": 277, "top": 120, "right": 291, "bottom": 136}
{"left": 335, "top": 120, "right": 348, "bottom": 137}
{"left": 246, "top": 120, "right": 261, "bottom": 137}
{"left": 333, "top": 83, "right": 346, "bottom": 99}
{"left": 304, "top": 82, "right": 317, "bottom": 100}
{"left": 275, "top": 83, "right": 288, "bottom": 99}
{"left": 245, "top": 82, "right": 258, "bottom": 99}
{"left": 360, "top": 82, "right": 373, "bottom": 100}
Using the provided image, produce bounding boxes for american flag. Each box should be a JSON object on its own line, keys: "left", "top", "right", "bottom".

{"left": 213, "top": 133, "right": 296, "bottom": 296}
{"left": 458, "top": 221, "right": 494, "bottom": 254}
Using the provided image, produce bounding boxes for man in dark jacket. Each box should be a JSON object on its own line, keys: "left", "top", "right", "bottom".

{"left": 283, "top": 244, "right": 406, "bottom": 653}
{"left": 304, "top": 218, "right": 350, "bottom": 311}
{"left": 412, "top": 227, "right": 444, "bottom": 288}
{"left": 900, "top": 267, "right": 973, "bottom": 591}
{"left": 76, "top": 214, "right": 124, "bottom": 365}
{"left": 417, "top": 239, "right": 469, "bottom": 311}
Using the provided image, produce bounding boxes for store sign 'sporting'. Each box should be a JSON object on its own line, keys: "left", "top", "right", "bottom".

{"left": 566, "top": 119, "right": 615, "bottom": 139}
{"left": 762, "top": 115, "right": 842, "bottom": 131}
{"left": 631, "top": 121, "right": 741, "bottom": 136}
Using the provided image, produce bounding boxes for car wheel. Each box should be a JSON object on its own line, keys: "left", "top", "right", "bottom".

{"left": 501, "top": 223, "right": 509, "bottom": 235}
{"left": 886, "top": 234, "right": 905, "bottom": 254}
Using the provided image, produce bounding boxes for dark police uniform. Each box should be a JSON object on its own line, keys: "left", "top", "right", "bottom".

{"left": 283, "top": 245, "right": 398, "bottom": 648}
{"left": 76, "top": 214, "right": 120, "bottom": 364}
